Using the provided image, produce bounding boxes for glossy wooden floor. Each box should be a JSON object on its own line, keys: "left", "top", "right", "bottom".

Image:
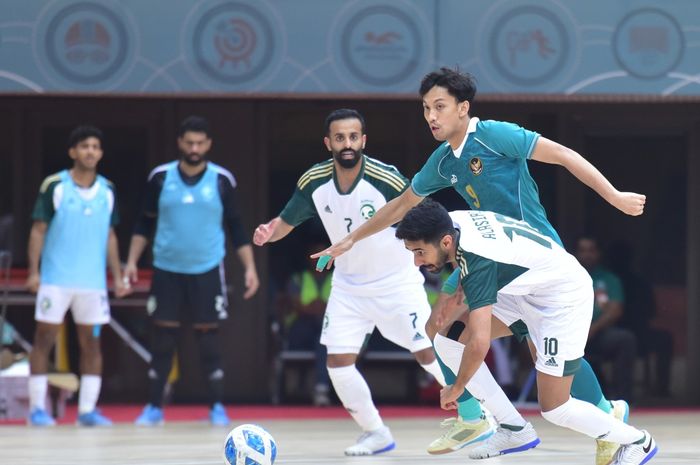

{"left": 1, "top": 412, "right": 696, "bottom": 464}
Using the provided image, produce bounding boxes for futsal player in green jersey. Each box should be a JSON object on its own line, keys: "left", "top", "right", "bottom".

{"left": 313, "top": 67, "right": 645, "bottom": 464}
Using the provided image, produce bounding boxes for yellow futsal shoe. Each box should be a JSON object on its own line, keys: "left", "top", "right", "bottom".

{"left": 427, "top": 415, "right": 495, "bottom": 455}
{"left": 596, "top": 400, "right": 630, "bottom": 465}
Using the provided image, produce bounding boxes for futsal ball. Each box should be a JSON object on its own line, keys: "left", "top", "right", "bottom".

{"left": 223, "top": 423, "right": 277, "bottom": 465}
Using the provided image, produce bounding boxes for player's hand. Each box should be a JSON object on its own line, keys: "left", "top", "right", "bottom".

{"left": 434, "top": 288, "right": 466, "bottom": 329}
{"left": 114, "top": 277, "right": 133, "bottom": 299}
{"left": 310, "top": 236, "right": 355, "bottom": 270}
{"left": 611, "top": 191, "right": 646, "bottom": 216}
{"left": 253, "top": 218, "right": 280, "bottom": 246}
{"left": 243, "top": 268, "right": 259, "bottom": 299}
{"left": 124, "top": 262, "right": 138, "bottom": 284}
{"left": 440, "top": 384, "right": 462, "bottom": 410}
{"left": 26, "top": 272, "right": 40, "bottom": 294}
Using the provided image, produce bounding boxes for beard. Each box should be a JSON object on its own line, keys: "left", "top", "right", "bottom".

{"left": 422, "top": 247, "right": 449, "bottom": 274}
{"left": 333, "top": 147, "right": 362, "bottom": 169}
{"left": 182, "top": 152, "right": 205, "bottom": 166}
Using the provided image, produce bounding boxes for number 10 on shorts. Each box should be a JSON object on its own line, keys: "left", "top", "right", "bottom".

{"left": 544, "top": 337, "right": 558, "bottom": 356}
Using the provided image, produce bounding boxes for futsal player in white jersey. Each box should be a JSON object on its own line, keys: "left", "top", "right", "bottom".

{"left": 254, "top": 109, "right": 465, "bottom": 456}
{"left": 395, "top": 199, "right": 658, "bottom": 465}
{"left": 26, "top": 126, "right": 130, "bottom": 426}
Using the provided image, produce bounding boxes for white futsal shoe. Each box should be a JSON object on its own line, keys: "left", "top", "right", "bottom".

{"left": 344, "top": 425, "right": 396, "bottom": 456}
{"left": 468, "top": 421, "right": 540, "bottom": 459}
{"left": 610, "top": 431, "right": 658, "bottom": 465}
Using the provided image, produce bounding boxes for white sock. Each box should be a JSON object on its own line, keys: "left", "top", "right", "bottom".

{"left": 29, "top": 375, "right": 48, "bottom": 411}
{"left": 541, "top": 397, "right": 645, "bottom": 444}
{"left": 420, "top": 359, "right": 446, "bottom": 386}
{"left": 78, "top": 375, "right": 102, "bottom": 414}
{"left": 433, "top": 334, "right": 526, "bottom": 428}
{"left": 327, "top": 365, "right": 383, "bottom": 432}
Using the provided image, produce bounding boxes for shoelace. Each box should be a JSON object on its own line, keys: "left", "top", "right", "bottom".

{"left": 439, "top": 417, "right": 459, "bottom": 429}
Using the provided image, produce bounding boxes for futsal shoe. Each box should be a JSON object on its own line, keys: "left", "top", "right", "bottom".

{"left": 344, "top": 425, "right": 395, "bottom": 456}
{"left": 468, "top": 422, "right": 540, "bottom": 459}
{"left": 77, "top": 409, "right": 113, "bottom": 426}
{"left": 596, "top": 400, "right": 630, "bottom": 465}
{"left": 134, "top": 404, "right": 164, "bottom": 426}
{"left": 610, "top": 431, "right": 658, "bottom": 465}
{"left": 427, "top": 415, "right": 494, "bottom": 455}
{"left": 209, "top": 402, "right": 230, "bottom": 426}
{"left": 28, "top": 408, "right": 56, "bottom": 426}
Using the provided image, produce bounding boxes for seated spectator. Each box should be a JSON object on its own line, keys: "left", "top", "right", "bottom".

{"left": 576, "top": 237, "right": 637, "bottom": 402}
{"left": 282, "top": 243, "right": 332, "bottom": 406}
{"left": 608, "top": 240, "right": 673, "bottom": 397}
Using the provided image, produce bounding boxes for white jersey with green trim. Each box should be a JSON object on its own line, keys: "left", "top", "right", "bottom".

{"left": 450, "top": 210, "right": 589, "bottom": 297}
{"left": 280, "top": 156, "right": 424, "bottom": 296}
{"left": 314, "top": 178, "right": 424, "bottom": 296}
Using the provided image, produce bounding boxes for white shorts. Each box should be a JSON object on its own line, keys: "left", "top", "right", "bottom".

{"left": 34, "top": 284, "right": 111, "bottom": 325}
{"left": 321, "top": 285, "right": 433, "bottom": 355}
{"left": 491, "top": 285, "right": 593, "bottom": 377}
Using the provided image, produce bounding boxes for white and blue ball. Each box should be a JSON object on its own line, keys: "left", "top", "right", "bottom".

{"left": 223, "top": 423, "right": 277, "bottom": 465}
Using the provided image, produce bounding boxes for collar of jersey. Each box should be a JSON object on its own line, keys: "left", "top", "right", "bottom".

{"left": 332, "top": 154, "right": 365, "bottom": 196}
{"left": 451, "top": 117, "right": 480, "bottom": 159}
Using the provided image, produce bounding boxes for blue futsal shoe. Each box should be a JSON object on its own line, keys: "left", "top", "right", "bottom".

{"left": 209, "top": 402, "right": 230, "bottom": 426}
{"left": 77, "top": 408, "right": 113, "bottom": 426}
{"left": 135, "top": 404, "right": 164, "bottom": 426}
{"left": 28, "top": 408, "right": 56, "bottom": 426}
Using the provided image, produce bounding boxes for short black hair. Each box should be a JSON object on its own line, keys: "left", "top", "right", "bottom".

{"left": 419, "top": 67, "right": 477, "bottom": 104}
{"left": 68, "top": 125, "right": 103, "bottom": 148}
{"left": 324, "top": 108, "right": 366, "bottom": 135}
{"left": 395, "top": 198, "right": 456, "bottom": 245}
{"left": 178, "top": 115, "right": 211, "bottom": 138}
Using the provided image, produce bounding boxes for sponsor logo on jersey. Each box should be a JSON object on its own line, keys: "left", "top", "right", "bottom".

{"left": 360, "top": 203, "right": 376, "bottom": 220}
{"left": 469, "top": 157, "right": 483, "bottom": 176}
{"left": 412, "top": 332, "right": 424, "bottom": 341}
{"left": 544, "top": 357, "right": 558, "bottom": 367}
{"left": 450, "top": 174, "right": 458, "bottom": 184}
{"left": 324, "top": 205, "right": 333, "bottom": 213}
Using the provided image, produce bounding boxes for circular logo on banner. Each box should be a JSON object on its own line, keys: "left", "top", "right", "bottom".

{"left": 38, "top": 1, "right": 132, "bottom": 86}
{"left": 331, "top": 2, "right": 430, "bottom": 90}
{"left": 613, "top": 8, "right": 684, "bottom": 79}
{"left": 186, "top": 1, "right": 282, "bottom": 87}
{"left": 489, "top": 6, "right": 569, "bottom": 86}
{"left": 477, "top": 1, "right": 578, "bottom": 91}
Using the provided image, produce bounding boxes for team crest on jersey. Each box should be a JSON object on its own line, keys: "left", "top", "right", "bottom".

{"left": 450, "top": 174, "right": 458, "bottom": 184}
{"left": 360, "top": 203, "right": 376, "bottom": 220}
{"left": 201, "top": 185, "right": 214, "bottom": 200}
{"left": 40, "top": 297, "right": 52, "bottom": 312}
{"left": 469, "top": 157, "right": 483, "bottom": 176}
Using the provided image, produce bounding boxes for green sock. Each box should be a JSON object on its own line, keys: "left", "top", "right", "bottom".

{"left": 571, "top": 358, "right": 611, "bottom": 413}
{"left": 433, "top": 346, "right": 482, "bottom": 421}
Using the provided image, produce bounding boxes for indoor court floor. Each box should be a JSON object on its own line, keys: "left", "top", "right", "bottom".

{"left": 1, "top": 410, "right": 697, "bottom": 464}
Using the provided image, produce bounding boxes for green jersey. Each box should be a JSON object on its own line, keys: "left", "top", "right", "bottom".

{"left": 589, "top": 266, "right": 624, "bottom": 322}
{"left": 411, "top": 117, "right": 561, "bottom": 246}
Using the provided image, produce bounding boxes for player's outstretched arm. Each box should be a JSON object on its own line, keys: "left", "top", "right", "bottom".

{"left": 253, "top": 217, "right": 294, "bottom": 246}
{"left": 531, "top": 137, "right": 646, "bottom": 216}
{"left": 311, "top": 187, "right": 424, "bottom": 266}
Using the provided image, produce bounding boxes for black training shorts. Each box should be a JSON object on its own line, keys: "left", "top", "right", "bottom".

{"left": 147, "top": 265, "right": 228, "bottom": 324}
